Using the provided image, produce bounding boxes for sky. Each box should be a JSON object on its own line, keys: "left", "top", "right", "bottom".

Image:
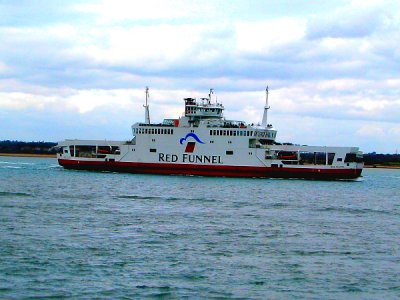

{"left": 0, "top": 0, "right": 399, "bottom": 153}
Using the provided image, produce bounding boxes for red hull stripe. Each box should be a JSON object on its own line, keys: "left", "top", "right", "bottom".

{"left": 58, "top": 159, "right": 362, "bottom": 180}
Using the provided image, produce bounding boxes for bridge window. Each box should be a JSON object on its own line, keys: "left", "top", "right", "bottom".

{"left": 344, "top": 153, "right": 363, "bottom": 163}
{"left": 328, "top": 153, "right": 335, "bottom": 165}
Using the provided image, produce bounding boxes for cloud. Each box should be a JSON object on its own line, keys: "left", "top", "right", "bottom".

{"left": 74, "top": 0, "right": 207, "bottom": 23}
{"left": 356, "top": 124, "right": 385, "bottom": 137}
{"left": 235, "top": 18, "right": 306, "bottom": 54}
{"left": 306, "top": 0, "right": 395, "bottom": 39}
{"left": 68, "top": 24, "right": 207, "bottom": 69}
{"left": 1, "top": 2, "right": 398, "bottom": 83}
{"left": 0, "top": 92, "right": 57, "bottom": 110}
{"left": 0, "top": 0, "right": 400, "bottom": 152}
{"left": 63, "top": 89, "right": 135, "bottom": 113}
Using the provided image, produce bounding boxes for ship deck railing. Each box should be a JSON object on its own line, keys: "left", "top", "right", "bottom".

{"left": 137, "top": 123, "right": 175, "bottom": 127}
{"left": 253, "top": 144, "right": 359, "bottom": 152}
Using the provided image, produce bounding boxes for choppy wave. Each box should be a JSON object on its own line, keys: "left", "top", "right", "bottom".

{"left": 0, "top": 191, "right": 32, "bottom": 197}
{"left": 0, "top": 161, "right": 63, "bottom": 171}
{"left": 291, "top": 249, "right": 364, "bottom": 256}
{"left": 314, "top": 206, "right": 395, "bottom": 215}
{"left": 0, "top": 161, "right": 35, "bottom": 165}
{"left": 1, "top": 158, "right": 399, "bottom": 299}
{"left": 0, "top": 166, "right": 24, "bottom": 169}
{"left": 47, "top": 164, "right": 62, "bottom": 169}
{"left": 117, "top": 195, "right": 163, "bottom": 200}
{"left": 116, "top": 195, "right": 215, "bottom": 202}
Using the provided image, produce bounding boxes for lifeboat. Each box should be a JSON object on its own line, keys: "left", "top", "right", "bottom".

{"left": 97, "top": 149, "right": 111, "bottom": 154}
{"left": 278, "top": 152, "right": 297, "bottom": 160}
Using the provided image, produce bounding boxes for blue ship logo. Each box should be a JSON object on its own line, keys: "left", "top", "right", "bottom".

{"left": 179, "top": 133, "right": 205, "bottom": 145}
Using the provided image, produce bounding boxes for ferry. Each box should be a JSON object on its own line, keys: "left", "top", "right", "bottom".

{"left": 57, "top": 88, "right": 364, "bottom": 180}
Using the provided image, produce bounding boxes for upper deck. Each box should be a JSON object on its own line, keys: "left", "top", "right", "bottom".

{"left": 131, "top": 89, "right": 278, "bottom": 142}
{"left": 184, "top": 97, "right": 224, "bottom": 119}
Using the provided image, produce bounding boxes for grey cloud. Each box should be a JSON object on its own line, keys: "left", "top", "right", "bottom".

{"left": 1, "top": 1, "right": 400, "bottom": 153}
{"left": 0, "top": 1, "right": 89, "bottom": 27}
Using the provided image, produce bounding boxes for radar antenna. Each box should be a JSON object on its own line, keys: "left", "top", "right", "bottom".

{"left": 144, "top": 86, "right": 150, "bottom": 124}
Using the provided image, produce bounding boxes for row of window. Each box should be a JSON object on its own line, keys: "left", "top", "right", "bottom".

{"left": 210, "top": 130, "right": 253, "bottom": 137}
{"left": 134, "top": 128, "right": 174, "bottom": 135}
{"left": 185, "top": 107, "right": 222, "bottom": 114}
{"left": 65, "top": 145, "right": 120, "bottom": 158}
{"left": 254, "top": 131, "right": 276, "bottom": 138}
{"left": 133, "top": 127, "right": 275, "bottom": 139}
{"left": 209, "top": 130, "right": 275, "bottom": 138}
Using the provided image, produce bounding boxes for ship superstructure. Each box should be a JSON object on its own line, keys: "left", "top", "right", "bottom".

{"left": 57, "top": 88, "right": 363, "bottom": 179}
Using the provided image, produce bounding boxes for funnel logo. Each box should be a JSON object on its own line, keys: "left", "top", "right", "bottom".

{"left": 179, "top": 133, "right": 205, "bottom": 153}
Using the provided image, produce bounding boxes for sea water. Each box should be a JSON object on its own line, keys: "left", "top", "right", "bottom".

{"left": 0, "top": 156, "right": 399, "bottom": 299}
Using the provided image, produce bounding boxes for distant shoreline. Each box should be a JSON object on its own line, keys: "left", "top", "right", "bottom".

{"left": 0, "top": 153, "right": 56, "bottom": 158}
{"left": 364, "top": 165, "right": 400, "bottom": 169}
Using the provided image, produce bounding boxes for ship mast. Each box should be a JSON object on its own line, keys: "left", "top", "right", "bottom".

{"left": 261, "top": 86, "right": 270, "bottom": 127}
{"left": 144, "top": 86, "right": 150, "bottom": 124}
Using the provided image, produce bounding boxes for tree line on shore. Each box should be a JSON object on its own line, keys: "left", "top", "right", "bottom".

{"left": 0, "top": 140, "right": 399, "bottom": 166}
{"left": 0, "top": 140, "right": 57, "bottom": 155}
{"left": 363, "top": 152, "right": 400, "bottom": 167}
